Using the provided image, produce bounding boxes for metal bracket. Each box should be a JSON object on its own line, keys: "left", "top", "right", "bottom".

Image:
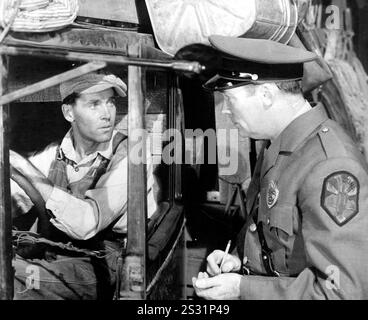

{"left": 0, "top": 45, "right": 205, "bottom": 75}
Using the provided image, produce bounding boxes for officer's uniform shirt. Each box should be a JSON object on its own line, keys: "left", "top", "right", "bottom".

{"left": 188, "top": 35, "right": 368, "bottom": 299}
{"left": 238, "top": 103, "right": 368, "bottom": 299}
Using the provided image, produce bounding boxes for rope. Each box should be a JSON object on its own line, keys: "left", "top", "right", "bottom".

{"left": 13, "top": 230, "right": 117, "bottom": 258}
{"left": 301, "top": 1, "right": 368, "bottom": 160}
{"left": 322, "top": 8, "right": 368, "bottom": 160}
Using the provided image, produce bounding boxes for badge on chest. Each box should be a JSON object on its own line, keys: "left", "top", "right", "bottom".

{"left": 267, "top": 180, "right": 279, "bottom": 209}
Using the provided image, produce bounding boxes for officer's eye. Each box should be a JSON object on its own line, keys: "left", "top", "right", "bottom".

{"left": 221, "top": 94, "right": 231, "bottom": 104}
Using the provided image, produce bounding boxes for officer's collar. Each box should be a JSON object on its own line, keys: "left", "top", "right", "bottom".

{"left": 278, "top": 102, "right": 328, "bottom": 152}
{"left": 262, "top": 103, "right": 328, "bottom": 174}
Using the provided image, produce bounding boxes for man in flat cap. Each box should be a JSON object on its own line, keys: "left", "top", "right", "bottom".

{"left": 9, "top": 72, "right": 156, "bottom": 299}
{"left": 188, "top": 36, "right": 368, "bottom": 299}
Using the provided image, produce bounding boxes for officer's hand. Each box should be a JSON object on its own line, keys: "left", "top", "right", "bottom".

{"left": 192, "top": 273, "right": 242, "bottom": 300}
{"left": 206, "top": 250, "right": 241, "bottom": 276}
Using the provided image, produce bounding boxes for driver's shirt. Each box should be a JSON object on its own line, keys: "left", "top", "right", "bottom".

{"left": 11, "top": 129, "right": 157, "bottom": 240}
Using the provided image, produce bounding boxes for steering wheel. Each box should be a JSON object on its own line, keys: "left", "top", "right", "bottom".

{"left": 10, "top": 165, "right": 53, "bottom": 258}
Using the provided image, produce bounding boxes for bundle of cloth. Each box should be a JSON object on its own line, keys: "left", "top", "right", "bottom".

{"left": 0, "top": 0, "right": 78, "bottom": 33}
{"left": 144, "top": 0, "right": 310, "bottom": 56}
{"left": 324, "top": 27, "right": 368, "bottom": 159}
{"left": 297, "top": 1, "right": 368, "bottom": 161}
{"left": 316, "top": 4, "right": 368, "bottom": 160}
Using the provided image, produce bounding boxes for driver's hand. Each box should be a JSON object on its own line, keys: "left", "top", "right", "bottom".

{"left": 206, "top": 250, "right": 241, "bottom": 276}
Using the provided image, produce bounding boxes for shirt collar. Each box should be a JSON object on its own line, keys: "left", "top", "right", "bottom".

{"left": 262, "top": 103, "right": 328, "bottom": 176}
{"left": 278, "top": 102, "right": 328, "bottom": 152}
{"left": 60, "top": 129, "right": 117, "bottom": 164}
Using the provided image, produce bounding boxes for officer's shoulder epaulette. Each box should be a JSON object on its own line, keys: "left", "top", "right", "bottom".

{"left": 316, "top": 121, "right": 350, "bottom": 159}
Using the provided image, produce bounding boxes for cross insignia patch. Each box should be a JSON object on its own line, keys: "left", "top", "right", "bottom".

{"left": 321, "top": 171, "right": 359, "bottom": 226}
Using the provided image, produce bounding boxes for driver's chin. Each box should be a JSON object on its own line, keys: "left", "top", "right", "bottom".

{"left": 95, "top": 131, "right": 114, "bottom": 143}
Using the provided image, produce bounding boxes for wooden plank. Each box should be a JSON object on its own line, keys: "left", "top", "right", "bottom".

{"left": 78, "top": 0, "right": 139, "bottom": 24}
{"left": 0, "top": 55, "right": 13, "bottom": 300}
{"left": 119, "top": 42, "right": 147, "bottom": 300}
{"left": 4, "top": 28, "right": 154, "bottom": 54}
{"left": 0, "top": 62, "right": 106, "bottom": 106}
{"left": 8, "top": 57, "right": 127, "bottom": 103}
{"left": 141, "top": 45, "right": 172, "bottom": 60}
{"left": 173, "top": 76, "right": 184, "bottom": 202}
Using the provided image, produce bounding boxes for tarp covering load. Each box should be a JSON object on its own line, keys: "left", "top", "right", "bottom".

{"left": 145, "top": 0, "right": 301, "bottom": 56}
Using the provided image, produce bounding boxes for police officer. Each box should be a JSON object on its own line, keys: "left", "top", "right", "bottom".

{"left": 191, "top": 36, "right": 368, "bottom": 299}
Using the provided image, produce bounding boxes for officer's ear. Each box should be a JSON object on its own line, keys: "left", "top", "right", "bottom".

{"left": 61, "top": 104, "right": 75, "bottom": 123}
{"left": 257, "top": 83, "right": 276, "bottom": 109}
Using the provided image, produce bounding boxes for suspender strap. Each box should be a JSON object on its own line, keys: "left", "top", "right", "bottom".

{"left": 256, "top": 221, "right": 280, "bottom": 277}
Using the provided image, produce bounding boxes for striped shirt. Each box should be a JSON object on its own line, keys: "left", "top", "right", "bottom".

{"left": 11, "top": 129, "right": 157, "bottom": 240}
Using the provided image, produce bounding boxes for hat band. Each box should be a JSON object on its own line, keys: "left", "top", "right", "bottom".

{"left": 203, "top": 74, "right": 256, "bottom": 91}
{"left": 203, "top": 66, "right": 303, "bottom": 92}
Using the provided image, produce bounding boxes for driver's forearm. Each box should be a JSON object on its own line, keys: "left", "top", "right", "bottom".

{"left": 15, "top": 160, "right": 54, "bottom": 203}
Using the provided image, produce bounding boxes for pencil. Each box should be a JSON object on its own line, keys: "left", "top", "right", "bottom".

{"left": 219, "top": 240, "right": 231, "bottom": 273}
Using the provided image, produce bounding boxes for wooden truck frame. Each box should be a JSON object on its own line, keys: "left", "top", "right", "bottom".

{"left": 0, "top": 27, "right": 202, "bottom": 300}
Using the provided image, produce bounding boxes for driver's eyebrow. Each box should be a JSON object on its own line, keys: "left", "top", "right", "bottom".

{"left": 86, "top": 98, "right": 101, "bottom": 104}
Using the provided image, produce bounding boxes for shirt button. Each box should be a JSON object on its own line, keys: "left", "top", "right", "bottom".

{"left": 322, "top": 128, "right": 329, "bottom": 133}
{"left": 249, "top": 223, "right": 257, "bottom": 232}
{"left": 74, "top": 166, "right": 79, "bottom": 172}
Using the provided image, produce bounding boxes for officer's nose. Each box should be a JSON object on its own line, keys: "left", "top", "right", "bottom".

{"left": 221, "top": 100, "right": 232, "bottom": 116}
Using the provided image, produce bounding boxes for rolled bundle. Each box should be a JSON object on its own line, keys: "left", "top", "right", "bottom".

{"left": 0, "top": 0, "right": 79, "bottom": 32}
{"left": 146, "top": 0, "right": 301, "bottom": 56}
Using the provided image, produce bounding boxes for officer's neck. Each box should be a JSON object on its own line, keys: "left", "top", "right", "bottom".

{"left": 269, "top": 98, "right": 312, "bottom": 144}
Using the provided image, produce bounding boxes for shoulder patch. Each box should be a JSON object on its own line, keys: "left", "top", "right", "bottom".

{"left": 321, "top": 171, "right": 359, "bottom": 226}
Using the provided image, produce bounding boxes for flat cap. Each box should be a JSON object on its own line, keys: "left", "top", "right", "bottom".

{"left": 204, "top": 35, "right": 318, "bottom": 91}
{"left": 60, "top": 72, "right": 127, "bottom": 101}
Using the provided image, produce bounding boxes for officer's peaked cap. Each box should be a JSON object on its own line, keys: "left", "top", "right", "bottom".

{"left": 204, "top": 35, "right": 318, "bottom": 91}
